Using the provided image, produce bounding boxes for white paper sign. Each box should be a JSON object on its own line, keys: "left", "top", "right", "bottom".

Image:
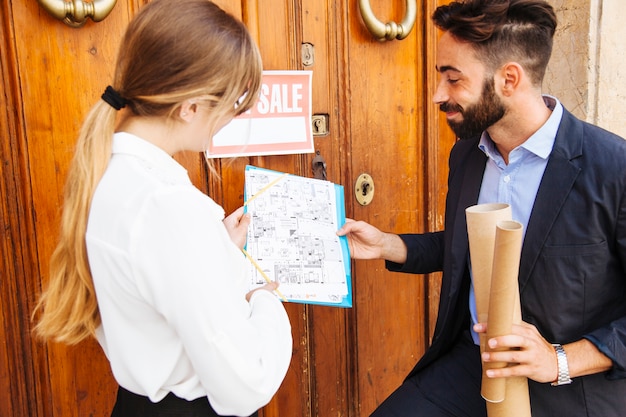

{"left": 208, "top": 70, "right": 313, "bottom": 158}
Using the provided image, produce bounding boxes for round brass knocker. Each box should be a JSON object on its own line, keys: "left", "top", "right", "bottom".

{"left": 37, "top": 0, "right": 117, "bottom": 28}
{"left": 358, "top": 0, "right": 417, "bottom": 41}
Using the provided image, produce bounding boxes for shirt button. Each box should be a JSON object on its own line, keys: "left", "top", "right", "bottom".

{"left": 503, "top": 175, "right": 511, "bottom": 183}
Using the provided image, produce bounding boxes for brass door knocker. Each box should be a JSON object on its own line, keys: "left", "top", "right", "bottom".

{"left": 37, "top": 0, "right": 117, "bottom": 28}
{"left": 358, "top": 0, "right": 417, "bottom": 41}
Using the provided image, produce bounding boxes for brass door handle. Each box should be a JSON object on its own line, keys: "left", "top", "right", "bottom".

{"left": 358, "top": 0, "right": 417, "bottom": 41}
{"left": 37, "top": 0, "right": 117, "bottom": 28}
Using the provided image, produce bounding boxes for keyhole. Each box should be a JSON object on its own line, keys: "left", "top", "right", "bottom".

{"left": 301, "top": 43, "right": 314, "bottom": 66}
{"left": 312, "top": 153, "right": 327, "bottom": 180}
{"left": 314, "top": 119, "right": 323, "bottom": 131}
{"left": 355, "top": 173, "right": 374, "bottom": 206}
{"left": 361, "top": 182, "right": 370, "bottom": 196}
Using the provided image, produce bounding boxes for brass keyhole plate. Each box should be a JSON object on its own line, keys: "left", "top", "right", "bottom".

{"left": 355, "top": 173, "right": 375, "bottom": 206}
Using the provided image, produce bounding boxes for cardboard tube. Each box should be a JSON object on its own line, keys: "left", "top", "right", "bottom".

{"left": 486, "top": 376, "right": 531, "bottom": 417}
{"left": 481, "top": 220, "right": 523, "bottom": 403}
{"left": 485, "top": 220, "right": 531, "bottom": 416}
{"left": 465, "top": 203, "right": 511, "bottom": 349}
{"left": 466, "top": 206, "right": 531, "bottom": 416}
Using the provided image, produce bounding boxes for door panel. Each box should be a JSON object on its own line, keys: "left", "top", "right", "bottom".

{"left": 0, "top": 0, "right": 454, "bottom": 415}
{"left": 6, "top": 1, "right": 140, "bottom": 415}
{"left": 347, "top": 2, "right": 427, "bottom": 411}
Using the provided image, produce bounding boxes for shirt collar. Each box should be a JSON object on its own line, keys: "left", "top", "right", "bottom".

{"left": 479, "top": 95, "right": 563, "bottom": 160}
{"left": 112, "top": 132, "right": 189, "bottom": 181}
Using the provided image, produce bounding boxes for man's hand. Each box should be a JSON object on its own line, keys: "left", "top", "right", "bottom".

{"left": 475, "top": 321, "right": 558, "bottom": 383}
{"left": 476, "top": 321, "right": 614, "bottom": 383}
{"left": 337, "top": 219, "right": 407, "bottom": 263}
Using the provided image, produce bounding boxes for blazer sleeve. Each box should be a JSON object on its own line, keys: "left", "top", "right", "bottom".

{"left": 512, "top": 112, "right": 626, "bottom": 382}
{"left": 385, "top": 232, "right": 445, "bottom": 274}
{"left": 383, "top": 136, "right": 477, "bottom": 276}
{"left": 583, "top": 179, "right": 626, "bottom": 380}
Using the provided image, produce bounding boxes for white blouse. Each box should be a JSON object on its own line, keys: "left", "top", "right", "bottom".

{"left": 87, "top": 132, "right": 292, "bottom": 416}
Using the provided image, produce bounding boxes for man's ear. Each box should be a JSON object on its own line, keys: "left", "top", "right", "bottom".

{"left": 498, "top": 62, "right": 523, "bottom": 97}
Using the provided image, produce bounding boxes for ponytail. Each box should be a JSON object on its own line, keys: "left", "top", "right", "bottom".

{"left": 33, "top": 100, "right": 116, "bottom": 344}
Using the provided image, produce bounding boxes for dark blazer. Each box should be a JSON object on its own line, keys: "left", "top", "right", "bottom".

{"left": 387, "top": 108, "right": 626, "bottom": 416}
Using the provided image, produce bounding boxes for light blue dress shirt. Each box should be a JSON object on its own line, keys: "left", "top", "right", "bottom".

{"left": 469, "top": 96, "right": 563, "bottom": 344}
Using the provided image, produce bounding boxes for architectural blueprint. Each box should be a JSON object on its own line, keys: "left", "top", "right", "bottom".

{"left": 244, "top": 165, "right": 352, "bottom": 307}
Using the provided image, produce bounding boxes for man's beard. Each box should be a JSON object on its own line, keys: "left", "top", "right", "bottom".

{"left": 440, "top": 78, "right": 506, "bottom": 139}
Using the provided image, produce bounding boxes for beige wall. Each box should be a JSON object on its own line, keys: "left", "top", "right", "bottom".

{"left": 545, "top": 0, "right": 626, "bottom": 138}
{"left": 595, "top": 1, "right": 626, "bottom": 137}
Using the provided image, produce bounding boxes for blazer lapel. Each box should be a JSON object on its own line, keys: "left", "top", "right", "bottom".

{"left": 449, "top": 141, "right": 486, "bottom": 292}
{"left": 518, "top": 109, "right": 583, "bottom": 290}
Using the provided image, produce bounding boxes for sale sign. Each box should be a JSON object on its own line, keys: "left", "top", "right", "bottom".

{"left": 208, "top": 70, "right": 314, "bottom": 158}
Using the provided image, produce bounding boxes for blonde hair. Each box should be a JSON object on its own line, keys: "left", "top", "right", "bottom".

{"left": 33, "top": 0, "right": 262, "bottom": 344}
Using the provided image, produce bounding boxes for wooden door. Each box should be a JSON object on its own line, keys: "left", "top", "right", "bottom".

{"left": 0, "top": 0, "right": 454, "bottom": 416}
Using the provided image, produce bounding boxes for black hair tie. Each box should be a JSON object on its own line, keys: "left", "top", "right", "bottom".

{"left": 101, "top": 85, "right": 128, "bottom": 111}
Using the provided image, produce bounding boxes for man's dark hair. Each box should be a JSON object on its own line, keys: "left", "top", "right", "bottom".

{"left": 433, "top": 0, "right": 557, "bottom": 86}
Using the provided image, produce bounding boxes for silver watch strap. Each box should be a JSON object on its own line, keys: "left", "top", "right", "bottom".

{"left": 551, "top": 343, "right": 573, "bottom": 386}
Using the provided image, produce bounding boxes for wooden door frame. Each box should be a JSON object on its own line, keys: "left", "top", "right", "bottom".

{"left": 1, "top": 2, "right": 52, "bottom": 416}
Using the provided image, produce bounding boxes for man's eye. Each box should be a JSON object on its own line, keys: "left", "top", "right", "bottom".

{"left": 448, "top": 79, "right": 459, "bottom": 84}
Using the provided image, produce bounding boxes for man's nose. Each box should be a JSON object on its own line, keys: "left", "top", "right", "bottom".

{"left": 432, "top": 81, "right": 448, "bottom": 104}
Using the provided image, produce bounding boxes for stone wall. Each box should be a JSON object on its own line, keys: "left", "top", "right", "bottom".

{"left": 545, "top": 0, "right": 626, "bottom": 138}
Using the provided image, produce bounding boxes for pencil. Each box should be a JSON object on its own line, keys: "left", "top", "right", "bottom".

{"left": 241, "top": 248, "right": 288, "bottom": 302}
{"left": 244, "top": 172, "right": 289, "bottom": 207}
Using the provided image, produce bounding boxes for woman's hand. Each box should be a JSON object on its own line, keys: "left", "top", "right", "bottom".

{"left": 223, "top": 206, "right": 250, "bottom": 250}
{"left": 245, "top": 281, "right": 280, "bottom": 302}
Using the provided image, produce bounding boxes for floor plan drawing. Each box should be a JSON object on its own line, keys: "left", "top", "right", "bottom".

{"left": 244, "top": 165, "right": 352, "bottom": 307}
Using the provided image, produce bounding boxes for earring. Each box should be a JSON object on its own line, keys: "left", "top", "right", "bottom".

{"left": 181, "top": 112, "right": 188, "bottom": 117}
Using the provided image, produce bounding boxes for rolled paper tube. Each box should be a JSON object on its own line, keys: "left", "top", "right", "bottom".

{"left": 481, "top": 220, "right": 523, "bottom": 403}
{"left": 486, "top": 376, "right": 531, "bottom": 417}
{"left": 465, "top": 203, "right": 512, "bottom": 355}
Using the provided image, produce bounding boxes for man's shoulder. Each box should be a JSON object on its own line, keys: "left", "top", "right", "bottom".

{"left": 556, "top": 108, "right": 626, "bottom": 159}
{"left": 560, "top": 107, "right": 623, "bottom": 140}
{"left": 449, "top": 135, "right": 480, "bottom": 155}
{"left": 448, "top": 135, "right": 483, "bottom": 168}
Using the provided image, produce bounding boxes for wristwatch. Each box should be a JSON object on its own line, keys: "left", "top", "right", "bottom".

{"left": 551, "top": 343, "right": 573, "bottom": 386}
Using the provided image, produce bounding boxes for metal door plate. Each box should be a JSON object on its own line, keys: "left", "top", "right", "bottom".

{"left": 355, "top": 173, "right": 374, "bottom": 205}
